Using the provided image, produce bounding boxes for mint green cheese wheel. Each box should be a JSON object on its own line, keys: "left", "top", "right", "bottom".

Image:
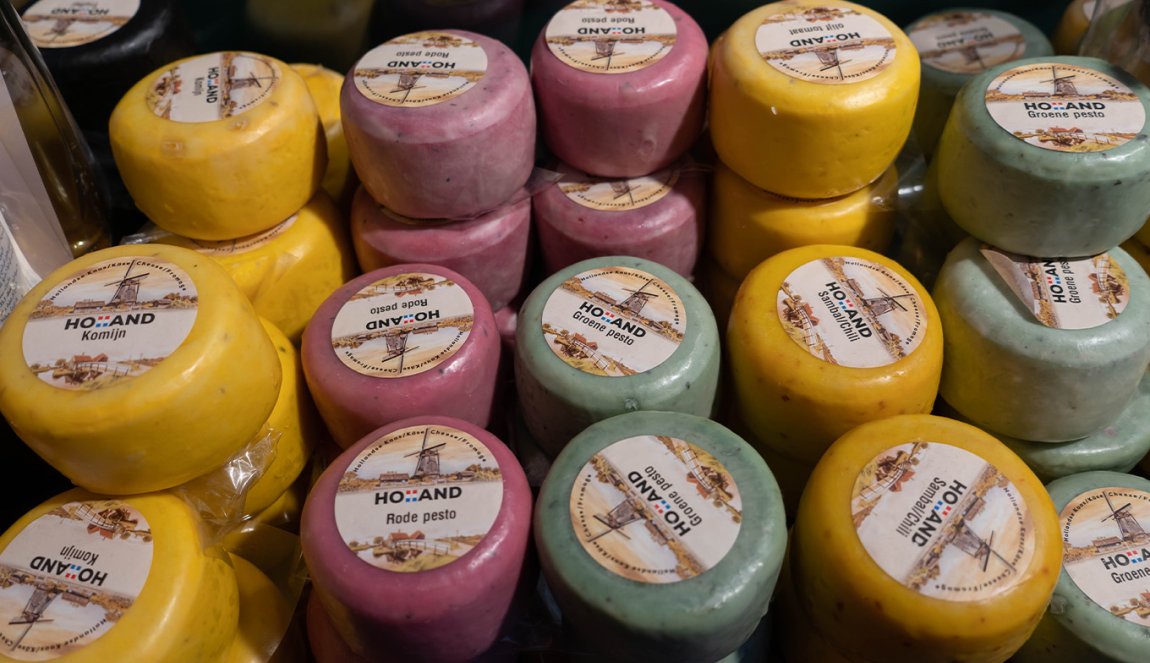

{"left": 534, "top": 411, "right": 786, "bottom": 663}
{"left": 935, "top": 237, "right": 1150, "bottom": 442}
{"left": 907, "top": 8, "right": 1053, "bottom": 158}
{"left": 1013, "top": 472, "right": 1150, "bottom": 662}
{"left": 936, "top": 56, "right": 1150, "bottom": 257}
{"left": 515, "top": 256, "right": 720, "bottom": 457}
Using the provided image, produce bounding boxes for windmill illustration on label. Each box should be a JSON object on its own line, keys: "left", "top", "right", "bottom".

{"left": 405, "top": 427, "right": 445, "bottom": 480}
{"left": 815, "top": 47, "right": 852, "bottom": 81}
{"left": 105, "top": 259, "right": 150, "bottom": 307}
{"left": 587, "top": 494, "right": 643, "bottom": 543}
{"left": 1101, "top": 491, "right": 1149, "bottom": 544}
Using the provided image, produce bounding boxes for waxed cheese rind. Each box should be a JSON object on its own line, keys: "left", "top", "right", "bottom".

{"left": 0, "top": 244, "right": 282, "bottom": 495}
{"left": 936, "top": 55, "right": 1150, "bottom": 257}
{"left": 300, "top": 415, "right": 531, "bottom": 661}
{"left": 514, "top": 256, "right": 720, "bottom": 457}
{"left": 1033, "top": 471, "right": 1150, "bottom": 663}
{"left": 291, "top": 63, "right": 356, "bottom": 208}
{"left": 791, "top": 414, "right": 1062, "bottom": 662}
{"left": 709, "top": 0, "right": 920, "bottom": 198}
{"left": 0, "top": 488, "right": 240, "bottom": 663}
{"left": 534, "top": 411, "right": 787, "bottom": 663}
{"left": 934, "top": 237, "right": 1150, "bottom": 442}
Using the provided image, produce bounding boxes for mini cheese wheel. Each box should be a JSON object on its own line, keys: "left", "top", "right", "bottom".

{"left": 155, "top": 192, "right": 357, "bottom": 343}
{"left": 533, "top": 161, "right": 706, "bottom": 277}
{"left": 939, "top": 373, "right": 1150, "bottom": 482}
{"left": 934, "top": 238, "right": 1150, "bottom": 442}
{"left": 1012, "top": 472, "right": 1150, "bottom": 663}
{"left": 530, "top": 0, "right": 708, "bottom": 178}
{"left": 935, "top": 55, "right": 1150, "bottom": 257}
{"left": 19, "top": 0, "right": 195, "bottom": 131}
{"left": 342, "top": 30, "right": 535, "bottom": 219}
{"left": 709, "top": 0, "right": 920, "bottom": 199}
{"left": 225, "top": 553, "right": 298, "bottom": 663}
{"left": 727, "top": 244, "right": 943, "bottom": 464}
{"left": 292, "top": 63, "right": 355, "bottom": 208}
{"left": 242, "top": 318, "right": 321, "bottom": 519}
{"left": 514, "top": 256, "right": 720, "bottom": 456}
{"left": 0, "top": 488, "right": 239, "bottom": 662}
{"left": 1052, "top": 0, "right": 1097, "bottom": 54}
{"left": 301, "top": 263, "right": 501, "bottom": 448}
{"left": 906, "top": 9, "right": 1053, "bottom": 158}
{"left": 707, "top": 161, "right": 898, "bottom": 281}
{"left": 109, "top": 51, "right": 325, "bottom": 240}
{"left": 300, "top": 416, "right": 531, "bottom": 661}
{"left": 0, "top": 244, "right": 281, "bottom": 494}
{"left": 791, "top": 414, "right": 1061, "bottom": 662}
{"left": 534, "top": 411, "right": 787, "bottom": 662}
{"left": 351, "top": 186, "right": 531, "bottom": 311}
{"left": 246, "top": 0, "right": 373, "bottom": 73}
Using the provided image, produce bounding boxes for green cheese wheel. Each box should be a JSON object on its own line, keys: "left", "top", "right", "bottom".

{"left": 515, "top": 256, "right": 720, "bottom": 456}
{"left": 534, "top": 411, "right": 786, "bottom": 662}
{"left": 1013, "top": 472, "right": 1150, "bottom": 662}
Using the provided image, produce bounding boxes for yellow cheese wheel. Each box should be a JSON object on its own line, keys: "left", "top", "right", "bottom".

{"left": 110, "top": 51, "right": 325, "bottom": 240}
{"left": 0, "top": 244, "right": 282, "bottom": 494}
{"left": 791, "top": 414, "right": 1061, "bottom": 662}
{"left": 0, "top": 488, "right": 239, "bottom": 662}
{"left": 291, "top": 63, "right": 355, "bottom": 208}
{"left": 708, "top": 161, "right": 898, "bottom": 280}
{"left": 709, "top": 0, "right": 920, "bottom": 198}
{"left": 1052, "top": 0, "right": 1096, "bottom": 54}
{"left": 155, "top": 192, "right": 357, "bottom": 343}
{"left": 225, "top": 553, "right": 300, "bottom": 663}
{"left": 727, "top": 245, "right": 943, "bottom": 464}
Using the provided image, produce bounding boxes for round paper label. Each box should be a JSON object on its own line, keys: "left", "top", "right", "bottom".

{"left": 980, "top": 246, "right": 1131, "bottom": 329}
{"left": 146, "top": 52, "right": 280, "bottom": 123}
{"left": 334, "top": 424, "right": 504, "bottom": 573}
{"left": 909, "top": 12, "right": 1026, "bottom": 74}
{"left": 755, "top": 6, "right": 897, "bottom": 84}
{"left": 851, "top": 442, "right": 1036, "bottom": 602}
{"left": 330, "top": 272, "right": 474, "bottom": 378}
{"left": 1061, "top": 487, "right": 1150, "bottom": 629}
{"left": 540, "top": 266, "right": 686, "bottom": 377}
{"left": 776, "top": 257, "right": 927, "bottom": 369}
{"left": 353, "top": 32, "right": 487, "bottom": 107}
{"left": 188, "top": 216, "right": 296, "bottom": 256}
{"left": 544, "top": 0, "right": 677, "bottom": 74}
{"left": 559, "top": 167, "right": 679, "bottom": 211}
{"left": 22, "top": 257, "right": 198, "bottom": 391}
{"left": 21, "top": 0, "right": 139, "bottom": 49}
{"left": 0, "top": 501, "right": 153, "bottom": 660}
{"left": 985, "top": 62, "right": 1146, "bottom": 153}
{"left": 569, "top": 435, "right": 742, "bottom": 583}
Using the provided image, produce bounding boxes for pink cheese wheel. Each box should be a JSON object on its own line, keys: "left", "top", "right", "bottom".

{"left": 300, "top": 416, "right": 531, "bottom": 663}
{"left": 530, "top": 0, "right": 707, "bottom": 178}
{"left": 342, "top": 30, "right": 535, "bottom": 219}
{"left": 351, "top": 186, "right": 531, "bottom": 310}
{"left": 301, "top": 264, "right": 501, "bottom": 448}
{"left": 533, "top": 161, "right": 705, "bottom": 277}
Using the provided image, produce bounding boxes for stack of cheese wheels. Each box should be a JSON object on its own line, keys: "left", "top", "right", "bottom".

{"left": 934, "top": 238, "right": 1150, "bottom": 477}
{"left": 905, "top": 8, "right": 1053, "bottom": 158}
{"left": 727, "top": 245, "right": 943, "bottom": 473}
{"left": 514, "top": 256, "right": 720, "bottom": 456}
{"left": 343, "top": 30, "right": 536, "bottom": 317}
{"left": 0, "top": 488, "right": 241, "bottom": 661}
{"left": 530, "top": 0, "right": 708, "bottom": 278}
{"left": 302, "top": 263, "right": 501, "bottom": 448}
{"left": 301, "top": 416, "right": 531, "bottom": 662}
{"left": 790, "top": 414, "right": 1061, "bottom": 662}
{"left": 1013, "top": 471, "right": 1150, "bottom": 663}
{"left": 0, "top": 244, "right": 282, "bottom": 495}
{"left": 534, "top": 411, "right": 786, "bottom": 662}
{"left": 935, "top": 56, "right": 1150, "bottom": 258}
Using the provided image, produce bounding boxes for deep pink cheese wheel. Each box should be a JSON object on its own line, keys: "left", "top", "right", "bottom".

{"left": 530, "top": 0, "right": 707, "bottom": 178}
{"left": 533, "top": 161, "right": 705, "bottom": 277}
{"left": 351, "top": 186, "right": 531, "bottom": 311}
{"left": 301, "top": 264, "right": 501, "bottom": 448}
{"left": 342, "top": 30, "right": 535, "bottom": 219}
{"left": 300, "top": 416, "right": 532, "bottom": 663}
